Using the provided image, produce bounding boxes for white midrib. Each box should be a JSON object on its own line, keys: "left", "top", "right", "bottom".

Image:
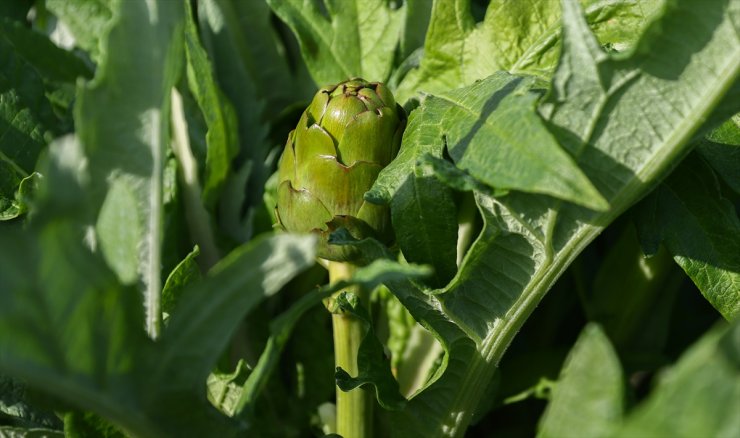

{"left": 145, "top": 107, "right": 163, "bottom": 340}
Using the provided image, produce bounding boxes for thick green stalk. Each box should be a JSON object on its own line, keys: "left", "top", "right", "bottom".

{"left": 328, "top": 261, "right": 372, "bottom": 438}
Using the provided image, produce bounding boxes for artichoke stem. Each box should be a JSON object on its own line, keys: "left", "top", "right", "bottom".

{"left": 328, "top": 261, "right": 372, "bottom": 438}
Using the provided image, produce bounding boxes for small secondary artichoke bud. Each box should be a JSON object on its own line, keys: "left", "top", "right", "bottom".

{"left": 275, "top": 78, "right": 405, "bottom": 261}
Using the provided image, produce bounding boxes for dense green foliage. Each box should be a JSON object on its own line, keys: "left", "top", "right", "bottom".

{"left": 0, "top": 0, "right": 738, "bottom": 437}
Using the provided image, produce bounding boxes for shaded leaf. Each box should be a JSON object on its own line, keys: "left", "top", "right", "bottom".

{"left": 236, "top": 258, "right": 430, "bottom": 413}
{"left": 0, "top": 427, "right": 64, "bottom": 438}
{"left": 538, "top": 324, "right": 624, "bottom": 438}
{"left": 372, "top": 72, "right": 608, "bottom": 211}
{"left": 156, "top": 234, "right": 316, "bottom": 393}
{"left": 0, "top": 375, "right": 62, "bottom": 430}
{"left": 615, "top": 321, "right": 740, "bottom": 437}
{"left": 197, "top": 0, "right": 271, "bottom": 218}
{"left": 183, "top": 2, "right": 239, "bottom": 208}
{"left": 697, "top": 115, "right": 740, "bottom": 193}
{"left": 636, "top": 156, "right": 740, "bottom": 320}
{"left": 0, "top": 18, "right": 92, "bottom": 83}
{"left": 161, "top": 245, "right": 201, "bottom": 316}
{"left": 63, "top": 411, "right": 123, "bottom": 438}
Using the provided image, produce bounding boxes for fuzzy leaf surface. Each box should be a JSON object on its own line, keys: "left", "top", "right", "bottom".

{"left": 76, "top": 0, "right": 184, "bottom": 337}
{"left": 380, "top": 0, "right": 740, "bottom": 436}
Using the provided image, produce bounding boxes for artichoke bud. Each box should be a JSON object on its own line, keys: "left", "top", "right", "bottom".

{"left": 275, "top": 78, "right": 406, "bottom": 261}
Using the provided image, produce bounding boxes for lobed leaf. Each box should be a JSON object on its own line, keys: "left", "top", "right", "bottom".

{"left": 384, "top": 0, "right": 740, "bottom": 436}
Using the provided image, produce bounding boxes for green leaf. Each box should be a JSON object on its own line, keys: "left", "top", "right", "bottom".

{"left": 161, "top": 245, "right": 201, "bottom": 316}
{"left": 0, "top": 375, "right": 62, "bottom": 430}
{"left": 197, "top": 0, "right": 276, "bottom": 216}
{"left": 0, "top": 1, "right": 32, "bottom": 21}
{"left": 586, "top": 225, "right": 680, "bottom": 362}
{"left": 0, "top": 18, "right": 93, "bottom": 83}
{"left": 399, "top": 0, "right": 432, "bottom": 61}
{"left": 45, "top": 0, "right": 113, "bottom": 62}
{"left": 697, "top": 115, "right": 740, "bottom": 193}
{"left": 538, "top": 324, "right": 624, "bottom": 438}
{"left": 0, "top": 225, "right": 157, "bottom": 437}
{"left": 200, "top": 0, "right": 308, "bottom": 116}
{"left": 394, "top": 0, "right": 661, "bottom": 103}
{"left": 183, "top": 2, "right": 239, "bottom": 209}
{"left": 76, "top": 0, "right": 185, "bottom": 338}
{"left": 156, "top": 234, "right": 316, "bottom": 393}
{"left": 1, "top": 137, "right": 241, "bottom": 438}
{"left": 206, "top": 360, "right": 250, "bottom": 417}
{"left": 64, "top": 411, "right": 123, "bottom": 438}
{"left": 615, "top": 321, "right": 740, "bottom": 437}
{"left": 390, "top": 162, "right": 458, "bottom": 288}
{"left": 0, "top": 172, "right": 38, "bottom": 221}
{"left": 636, "top": 156, "right": 740, "bottom": 321}
{"left": 0, "top": 427, "right": 64, "bottom": 438}
{"left": 266, "top": 0, "right": 404, "bottom": 84}
{"left": 383, "top": 0, "right": 740, "bottom": 436}
{"left": 0, "top": 25, "right": 59, "bottom": 172}
{"left": 373, "top": 72, "right": 608, "bottom": 211}
{"left": 334, "top": 292, "right": 406, "bottom": 411}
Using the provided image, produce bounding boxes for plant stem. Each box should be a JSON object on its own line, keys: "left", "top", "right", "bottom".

{"left": 328, "top": 261, "right": 372, "bottom": 438}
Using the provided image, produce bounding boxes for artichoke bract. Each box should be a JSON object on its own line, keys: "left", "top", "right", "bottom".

{"left": 275, "top": 79, "right": 405, "bottom": 261}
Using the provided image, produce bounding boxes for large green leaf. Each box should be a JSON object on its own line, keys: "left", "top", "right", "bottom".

{"left": 637, "top": 155, "right": 740, "bottom": 321}
{"left": 537, "top": 325, "right": 623, "bottom": 438}
{"left": 395, "top": 0, "right": 662, "bottom": 103}
{"left": 75, "top": 0, "right": 184, "bottom": 338}
{"left": 379, "top": 0, "right": 740, "bottom": 436}
{"left": 0, "top": 135, "right": 236, "bottom": 438}
{"left": 266, "top": 0, "right": 404, "bottom": 84}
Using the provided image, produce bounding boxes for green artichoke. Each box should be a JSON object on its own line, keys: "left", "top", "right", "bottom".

{"left": 275, "top": 78, "right": 405, "bottom": 261}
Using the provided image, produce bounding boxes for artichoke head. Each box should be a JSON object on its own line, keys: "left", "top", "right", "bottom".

{"left": 275, "top": 78, "right": 405, "bottom": 261}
